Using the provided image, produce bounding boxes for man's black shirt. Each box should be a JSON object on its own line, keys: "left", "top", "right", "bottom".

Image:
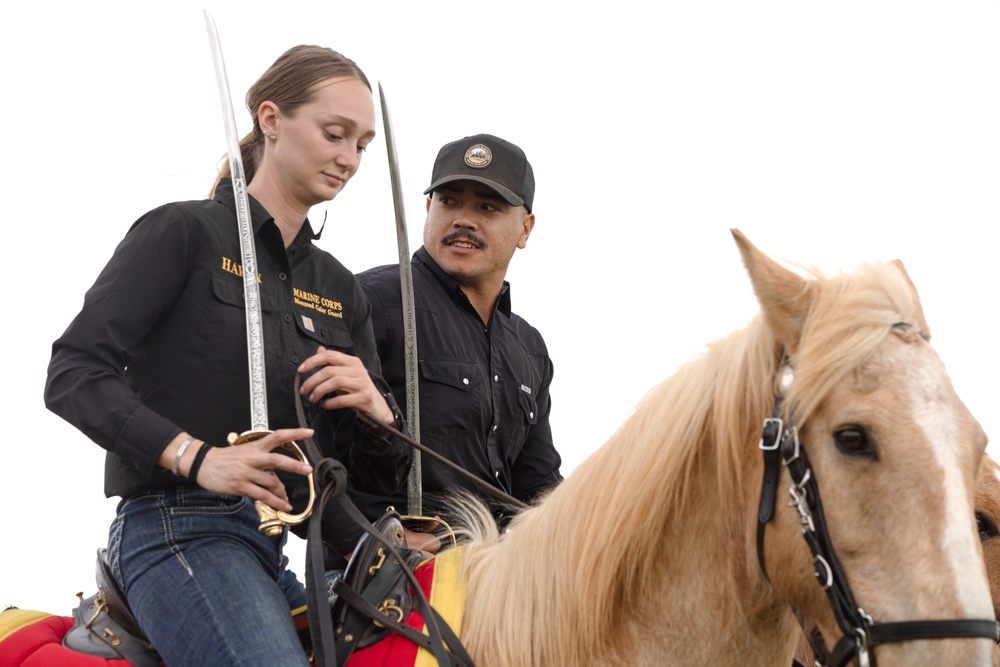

{"left": 355, "top": 246, "right": 561, "bottom": 521}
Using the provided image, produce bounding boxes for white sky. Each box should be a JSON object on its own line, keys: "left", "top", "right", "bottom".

{"left": 3, "top": 1, "right": 998, "bottom": 614}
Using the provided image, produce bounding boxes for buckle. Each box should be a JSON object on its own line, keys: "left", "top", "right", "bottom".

{"left": 781, "top": 427, "right": 802, "bottom": 466}
{"left": 759, "top": 417, "right": 783, "bottom": 451}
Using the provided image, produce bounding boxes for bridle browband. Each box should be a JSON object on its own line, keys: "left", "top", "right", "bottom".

{"left": 755, "top": 363, "right": 1000, "bottom": 667}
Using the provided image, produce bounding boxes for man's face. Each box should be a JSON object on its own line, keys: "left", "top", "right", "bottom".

{"left": 422, "top": 180, "right": 534, "bottom": 292}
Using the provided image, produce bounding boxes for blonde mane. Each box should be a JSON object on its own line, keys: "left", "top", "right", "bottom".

{"left": 454, "top": 258, "right": 920, "bottom": 666}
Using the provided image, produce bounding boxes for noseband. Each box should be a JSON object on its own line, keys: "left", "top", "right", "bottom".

{"left": 755, "top": 364, "right": 1000, "bottom": 667}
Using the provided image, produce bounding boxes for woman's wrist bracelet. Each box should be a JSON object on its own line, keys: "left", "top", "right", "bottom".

{"left": 171, "top": 437, "right": 196, "bottom": 476}
{"left": 188, "top": 443, "right": 215, "bottom": 484}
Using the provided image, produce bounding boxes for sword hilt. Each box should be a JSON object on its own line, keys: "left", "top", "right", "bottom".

{"left": 227, "top": 429, "right": 316, "bottom": 536}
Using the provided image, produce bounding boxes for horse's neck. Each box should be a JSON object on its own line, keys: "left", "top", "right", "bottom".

{"left": 461, "top": 436, "right": 799, "bottom": 667}
{"left": 643, "top": 454, "right": 799, "bottom": 666}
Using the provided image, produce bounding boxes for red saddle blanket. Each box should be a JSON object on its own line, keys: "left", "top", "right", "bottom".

{"left": 0, "top": 610, "right": 137, "bottom": 666}
{"left": 0, "top": 546, "right": 467, "bottom": 667}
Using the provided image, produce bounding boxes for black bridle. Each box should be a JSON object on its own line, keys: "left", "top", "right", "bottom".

{"left": 756, "top": 365, "right": 1000, "bottom": 667}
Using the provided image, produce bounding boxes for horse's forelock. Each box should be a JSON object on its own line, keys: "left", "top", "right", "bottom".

{"left": 784, "top": 261, "right": 918, "bottom": 425}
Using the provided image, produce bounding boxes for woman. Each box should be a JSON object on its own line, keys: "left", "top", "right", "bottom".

{"left": 44, "top": 45, "right": 410, "bottom": 666}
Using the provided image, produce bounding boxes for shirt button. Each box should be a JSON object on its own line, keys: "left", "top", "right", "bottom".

{"left": 278, "top": 272, "right": 287, "bottom": 281}
{"left": 494, "top": 470, "right": 500, "bottom": 479}
{"left": 462, "top": 378, "right": 469, "bottom": 385}
{"left": 529, "top": 412, "right": 534, "bottom": 419}
{"left": 493, "top": 374, "right": 498, "bottom": 382}
{"left": 284, "top": 314, "right": 292, "bottom": 323}
{"left": 291, "top": 355, "right": 300, "bottom": 364}
{"left": 492, "top": 424, "right": 498, "bottom": 432}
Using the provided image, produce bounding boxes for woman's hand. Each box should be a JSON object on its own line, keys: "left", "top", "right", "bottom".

{"left": 298, "top": 346, "right": 394, "bottom": 424}
{"left": 162, "top": 428, "right": 314, "bottom": 511}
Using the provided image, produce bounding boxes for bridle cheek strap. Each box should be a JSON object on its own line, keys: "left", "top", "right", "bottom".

{"left": 755, "top": 386, "right": 1000, "bottom": 667}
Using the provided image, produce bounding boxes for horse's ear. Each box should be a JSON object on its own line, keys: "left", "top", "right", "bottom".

{"left": 731, "top": 229, "right": 811, "bottom": 352}
{"left": 890, "top": 259, "right": 931, "bottom": 340}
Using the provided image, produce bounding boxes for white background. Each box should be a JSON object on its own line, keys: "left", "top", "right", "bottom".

{"left": 2, "top": 1, "right": 998, "bottom": 614}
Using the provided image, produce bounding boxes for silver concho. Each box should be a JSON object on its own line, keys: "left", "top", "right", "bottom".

{"left": 464, "top": 144, "right": 492, "bottom": 169}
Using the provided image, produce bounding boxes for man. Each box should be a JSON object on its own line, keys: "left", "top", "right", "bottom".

{"left": 354, "top": 133, "right": 562, "bottom": 526}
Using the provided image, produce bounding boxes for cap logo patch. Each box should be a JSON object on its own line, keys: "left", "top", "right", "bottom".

{"left": 464, "top": 144, "right": 492, "bottom": 169}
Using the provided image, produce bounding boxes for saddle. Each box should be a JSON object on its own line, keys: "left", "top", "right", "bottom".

{"left": 330, "top": 509, "right": 475, "bottom": 667}
{"left": 331, "top": 510, "right": 424, "bottom": 653}
{"left": 63, "top": 548, "right": 315, "bottom": 665}
{"left": 62, "top": 548, "right": 161, "bottom": 667}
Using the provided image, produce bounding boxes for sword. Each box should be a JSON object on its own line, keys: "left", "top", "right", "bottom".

{"left": 204, "top": 11, "right": 313, "bottom": 535}
{"left": 378, "top": 82, "right": 422, "bottom": 516}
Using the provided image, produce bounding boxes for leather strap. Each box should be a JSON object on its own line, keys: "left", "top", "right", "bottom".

{"left": 756, "top": 415, "right": 784, "bottom": 582}
{"left": 360, "top": 412, "right": 528, "bottom": 512}
{"left": 869, "top": 619, "right": 1000, "bottom": 645}
{"left": 293, "top": 372, "right": 477, "bottom": 666}
{"left": 334, "top": 581, "right": 472, "bottom": 667}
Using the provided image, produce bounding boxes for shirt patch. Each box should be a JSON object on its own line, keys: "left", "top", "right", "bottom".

{"left": 301, "top": 315, "right": 315, "bottom": 332}
{"left": 292, "top": 287, "right": 344, "bottom": 319}
{"left": 519, "top": 384, "right": 532, "bottom": 395}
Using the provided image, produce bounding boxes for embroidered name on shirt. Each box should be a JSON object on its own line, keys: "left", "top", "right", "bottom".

{"left": 293, "top": 287, "right": 344, "bottom": 318}
{"left": 221, "top": 257, "right": 262, "bottom": 282}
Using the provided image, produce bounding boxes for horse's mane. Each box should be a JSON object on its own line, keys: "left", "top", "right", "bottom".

{"left": 452, "top": 258, "right": 920, "bottom": 666}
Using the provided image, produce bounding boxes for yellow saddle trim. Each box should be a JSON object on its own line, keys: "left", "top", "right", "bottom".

{"left": 0, "top": 608, "right": 53, "bottom": 642}
{"left": 414, "top": 545, "right": 467, "bottom": 667}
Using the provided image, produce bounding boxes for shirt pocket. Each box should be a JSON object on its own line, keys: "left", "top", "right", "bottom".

{"left": 516, "top": 386, "right": 540, "bottom": 426}
{"left": 506, "top": 384, "right": 539, "bottom": 458}
{"left": 418, "top": 358, "right": 481, "bottom": 439}
{"left": 293, "top": 312, "right": 354, "bottom": 353}
{"left": 206, "top": 273, "right": 273, "bottom": 375}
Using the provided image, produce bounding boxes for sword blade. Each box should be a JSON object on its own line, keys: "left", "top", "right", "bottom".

{"left": 204, "top": 11, "right": 268, "bottom": 432}
{"left": 378, "top": 82, "right": 422, "bottom": 516}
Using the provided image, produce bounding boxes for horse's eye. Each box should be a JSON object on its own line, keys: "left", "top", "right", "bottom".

{"left": 834, "top": 427, "right": 875, "bottom": 457}
{"left": 977, "top": 511, "right": 999, "bottom": 540}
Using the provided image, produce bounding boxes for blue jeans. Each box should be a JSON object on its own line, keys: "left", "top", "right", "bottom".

{"left": 107, "top": 488, "right": 310, "bottom": 667}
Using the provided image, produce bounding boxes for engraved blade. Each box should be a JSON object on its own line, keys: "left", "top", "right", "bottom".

{"left": 205, "top": 11, "right": 268, "bottom": 431}
{"left": 379, "top": 82, "right": 421, "bottom": 516}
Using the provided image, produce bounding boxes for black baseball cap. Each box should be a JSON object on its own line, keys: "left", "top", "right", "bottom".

{"left": 423, "top": 133, "right": 534, "bottom": 212}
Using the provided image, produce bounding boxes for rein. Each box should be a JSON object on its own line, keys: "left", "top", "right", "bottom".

{"left": 358, "top": 413, "right": 530, "bottom": 514}
{"left": 293, "top": 374, "right": 481, "bottom": 666}
{"left": 756, "top": 364, "right": 1000, "bottom": 667}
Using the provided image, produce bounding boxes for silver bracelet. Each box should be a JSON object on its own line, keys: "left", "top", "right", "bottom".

{"left": 171, "top": 437, "right": 196, "bottom": 476}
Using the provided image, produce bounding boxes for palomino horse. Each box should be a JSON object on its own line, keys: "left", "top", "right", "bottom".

{"left": 444, "top": 230, "right": 997, "bottom": 666}
{"left": 1, "top": 230, "right": 996, "bottom": 666}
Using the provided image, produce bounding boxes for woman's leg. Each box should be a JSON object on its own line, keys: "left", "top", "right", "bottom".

{"left": 108, "top": 489, "right": 310, "bottom": 667}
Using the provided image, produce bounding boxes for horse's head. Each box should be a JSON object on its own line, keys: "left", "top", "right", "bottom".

{"left": 735, "top": 229, "right": 995, "bottom": 665}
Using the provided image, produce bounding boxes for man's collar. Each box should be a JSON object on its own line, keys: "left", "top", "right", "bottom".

{"left": 414, "top": 246, "right": 512, "bottom": 317}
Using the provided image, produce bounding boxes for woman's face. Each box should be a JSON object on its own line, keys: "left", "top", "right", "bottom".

{"left": 267, "top": 76, "right": 376, "bottom": 209}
